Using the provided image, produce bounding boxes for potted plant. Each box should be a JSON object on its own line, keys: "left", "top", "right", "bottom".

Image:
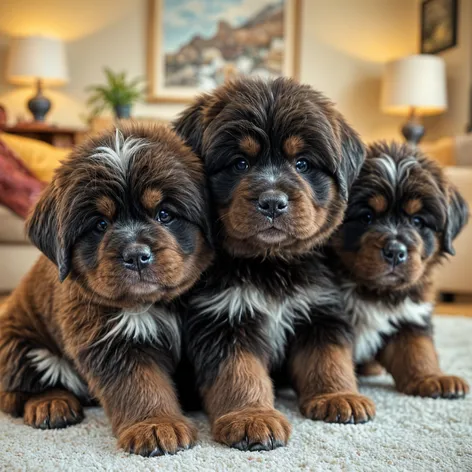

{"left": 86, "top": 68, "right": 146, "bottom": 120}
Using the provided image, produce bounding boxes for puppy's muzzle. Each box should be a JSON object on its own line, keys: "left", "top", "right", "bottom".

{"left": 382, "top": 240, "right": 408, "bottom": 267}
{"left": 257, "top": 190, "right": 288, "bottom": 221}
{"left": 122, "top": 243, "right": 153, "bottom": 271}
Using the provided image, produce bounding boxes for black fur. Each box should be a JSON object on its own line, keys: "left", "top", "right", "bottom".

{"left": 174, "top": 77, "right": 365, "bottom": 414}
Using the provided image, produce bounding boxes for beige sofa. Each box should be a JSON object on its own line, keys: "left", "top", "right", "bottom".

{"left": 431, "top": 166, "right": 472, "bottom": 294}
{"left": 0, "top": 206, "right": 39, "bottom": 293}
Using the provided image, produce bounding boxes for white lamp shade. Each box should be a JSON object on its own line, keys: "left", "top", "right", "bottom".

{"left": 7, "top": 36, "right": 69, "bottom": 86}
{"left": 381, "top": 55, "right": 447, "bottom": 116}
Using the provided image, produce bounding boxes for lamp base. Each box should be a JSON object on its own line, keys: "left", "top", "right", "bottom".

{"left": 401, "top": 121, "right": 425, "bottom": 145}
{"left": 401, "top": 108, "right": 424, "bottom": 146}
{"left": 27, "top": 79, "right": 51, "bottom": 122}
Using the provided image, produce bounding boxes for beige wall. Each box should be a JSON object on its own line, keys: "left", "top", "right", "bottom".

{"left": 426, "top": 0, "right": 472, "bottom": 138}
{"left": 0, "top": 0, "right": 417, "bottom": 141}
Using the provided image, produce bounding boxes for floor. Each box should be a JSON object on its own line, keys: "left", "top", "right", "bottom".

{"left": 1, "top": 315, "right": 471, "bottom": 471}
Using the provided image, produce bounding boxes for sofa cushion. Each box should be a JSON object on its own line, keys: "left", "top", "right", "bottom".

{"left": 0, "top": 137, "right": 45, "bottom": 219}
{"left": 0, "top": 132, "right": 69, "bottom": 183}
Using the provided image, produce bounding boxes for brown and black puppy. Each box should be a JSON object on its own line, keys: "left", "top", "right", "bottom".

{"left": 0, "top": 123, "right": 212, "bottom": 456}
{"left": 174, "top": 77, "right": 372, "bottom": 452}
{"left": 329, "top": 141, "right": 470, "bottom": 398}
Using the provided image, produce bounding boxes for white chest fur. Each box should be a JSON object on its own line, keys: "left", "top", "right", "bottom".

{"left": 343, "top": 288, "right": 432, "bottom": 363}
{"left": 100, "top": 304, "right": 180, "bottom": 353}
{"left": 192, "top": 285, "right": 332, "bottom": 362}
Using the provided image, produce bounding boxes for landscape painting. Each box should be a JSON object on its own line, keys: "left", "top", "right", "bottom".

{"left": 147, "top": 0, "right": 300, "bottom": 102}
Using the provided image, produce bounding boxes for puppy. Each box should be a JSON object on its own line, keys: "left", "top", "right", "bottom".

{"left": 329, "top": 141, "right": 469, "bottom": 398}
{"left": 0, "top": 123, "right": 212, "bottom": 456}
{"left": 174, "top": 77, "right": 372, "bottom": 452}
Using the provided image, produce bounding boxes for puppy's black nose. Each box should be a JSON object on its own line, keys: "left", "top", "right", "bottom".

{"left": 122, "top": 244, "right": 153, "bottom": 271}
{"left": 257, "top": 191, "right": 288, "bottom": 220}
{"left": 382, "top": 240, "right": 408, "bottom": 267}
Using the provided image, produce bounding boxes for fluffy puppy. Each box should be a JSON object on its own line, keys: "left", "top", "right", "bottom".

{"left": 0, "top": 123, "right": 212, "bottom": 456}
{"left": 329, "top": 141, "right": 469, "bottom": 398}
{"left": 173, "top": 77, "right": 372, "bottom": 452}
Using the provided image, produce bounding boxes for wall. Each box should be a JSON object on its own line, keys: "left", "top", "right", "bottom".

{"left": 0, "top": 0, "right": 418, "bottom": 141}
{"left": 426, "top": 0, "right": 472, "bottom": 138}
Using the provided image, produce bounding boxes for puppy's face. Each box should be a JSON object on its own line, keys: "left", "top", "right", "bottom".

{"left": 174, "top": 78, "right": 365, "bottom": 258}
{"left": 332, "top": 142, "right": 468, "bottom": 292}
{"left": 27, "top": 124, "right": 212, "bottom": 306}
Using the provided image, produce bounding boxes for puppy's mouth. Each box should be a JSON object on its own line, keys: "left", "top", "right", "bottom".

{"left": 255, "top": 227, "right": 288, "bottom": 244}
{"left": 127, "top": 281, "right": 160, "bottom": 296}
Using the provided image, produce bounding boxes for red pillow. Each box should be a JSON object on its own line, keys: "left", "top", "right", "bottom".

{"left": 0, "top": 137, "right": 45, "bottom": 219}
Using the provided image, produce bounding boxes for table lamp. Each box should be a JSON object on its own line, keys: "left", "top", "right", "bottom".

{"left": 381, "top": 55, "right": 447, "bottom": 145}
{"left": 6, "top": 36, "right": 69, "bottom": 122}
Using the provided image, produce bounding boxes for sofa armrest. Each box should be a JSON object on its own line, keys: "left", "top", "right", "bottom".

{"left": 433, "top": 167, "right": 472, "bottom": 294}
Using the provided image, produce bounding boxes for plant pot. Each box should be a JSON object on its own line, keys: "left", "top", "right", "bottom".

{"left": 114, "top": 104, "right": 132, "bottom": 119}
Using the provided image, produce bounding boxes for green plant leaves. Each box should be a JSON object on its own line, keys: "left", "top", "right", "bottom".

{"left": 84, "top": 68, "right": 147, "bottom": 118}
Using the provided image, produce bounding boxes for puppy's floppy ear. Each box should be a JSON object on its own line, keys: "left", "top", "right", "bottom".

{"left": 442, "top": 184, "right": 469, "bottom": 255}
{"left": 173, "top": 95, "right": 207, "bottom": 156}
{"left": 173, "top": 85, "right": 233, "bottom": 156}
{"left": 26, "top": 183, "right": 72, "bottom": 282}
{"left": 334, "top": 113, "right": 366, "bottom": 200}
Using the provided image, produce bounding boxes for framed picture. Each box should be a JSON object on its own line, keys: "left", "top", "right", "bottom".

{"left": 147, "top": 0, "right": 301, "bottom": 103}
{"left": 420, "top": 0, "right": 458, "bottom": 54}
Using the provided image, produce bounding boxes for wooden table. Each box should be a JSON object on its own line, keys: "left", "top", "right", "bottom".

{"left": 1, "top": 123, "right": 87, "bottom": 148}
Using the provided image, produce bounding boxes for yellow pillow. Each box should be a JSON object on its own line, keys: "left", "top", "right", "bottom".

{"left": 0, "top": 132, "right": 70, "bottom": 182}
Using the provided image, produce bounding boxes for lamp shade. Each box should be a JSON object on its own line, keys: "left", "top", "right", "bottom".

{"left": 6, "top": 36, "right": 69, "bottom": 86}
{"left": 381, "top": 55, "right": 447, "bottom": 116}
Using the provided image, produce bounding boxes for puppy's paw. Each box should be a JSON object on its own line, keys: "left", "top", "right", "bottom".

{"left": 118, "top": 416, "right": 197, "bottom": 456}
{"left": 0, "top": 391, "right": 29, "bottom": 417}
{"left": 24, "top": 391, "right": 84, "bottom": 429}
{"left": 301, "top": 393, "right": 376, "bottom": 424}
{"left": 213, "top": 407, "right": 291, "bottom": 451}
{"left": 402, "top": 375, "right": 470, "bottom": 399}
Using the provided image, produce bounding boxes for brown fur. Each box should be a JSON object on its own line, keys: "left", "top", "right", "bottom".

{"left": 283, "top": 135, "right": 304, "bottom": 158}
{"left": 357, "top": 360, "right": 385, "bottom": 376}
{"left": 0, "top": 123, "right": 212, "bottom": 456}
{"left": 404, "top": 198, "right": 423, "bottom": 215}
{"left": 368, "top": 194, "right": 387, "bottom": 213}
{"left": 239, "top": 135, "right": 260, "bottom": 157}
{"left": 291, "top": 344, "right": 375, "bottom": 424}
{"left": 203, "top": 351, "right": 291, "bottom": 449}
{"left": 23, "top": 389, "right": 84, "bottom": 429}
{"left": 97, "top": 196, "right": 116, "bottom": 221}
{"left": 378, "top": 331, "right": 470, "bottom": 398}
{"left": 141, "top": 188, "right": 163, "bottom": 213}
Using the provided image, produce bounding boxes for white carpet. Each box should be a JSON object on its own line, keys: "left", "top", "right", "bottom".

{"left": 1, "top": 315, "right": 471, "bottom": 472}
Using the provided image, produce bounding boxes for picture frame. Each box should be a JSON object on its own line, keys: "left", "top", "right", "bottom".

{"left": 420, "top": 0, "right": 458, "bottom": 54}
{"left": 147, "top": 0, "right": 301, "bottom": 103}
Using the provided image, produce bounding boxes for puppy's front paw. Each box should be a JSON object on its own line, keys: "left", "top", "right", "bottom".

{"left": 213, "top": 407, "right": 291, "bottom": 451}
{"left": 402, "top": 375, "right": 469, "bottom": 399}
{"left": 118, "top": 416, "right": 197, "bottom": 456}
{"left": 301, "top": 393, "right": 376, "bottom": 424}
{"left": 23, "top": 391, "right": 84, "bottom": 429}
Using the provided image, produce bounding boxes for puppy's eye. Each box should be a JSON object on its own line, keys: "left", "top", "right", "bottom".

{"left": 412, "top": 216, "right": 424, "bottom": 229}
{"left": 157, "top": 209, "right": 174, "bottom": 224}
{"left": 233, "top": 158, "right": 249, "bottom": 173}
{"left": 295, "top": 158, "right": 310, "bottom": 173}
{"left": 95, "top": 219, "right": 108, "bottom": 233}
{"left": 360, "top": 211, "right": 374, "bottom": 225}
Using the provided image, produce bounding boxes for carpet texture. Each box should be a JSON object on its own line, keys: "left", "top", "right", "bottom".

{"left": 1, "top": 315, "right": 471, "bottom": 472}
